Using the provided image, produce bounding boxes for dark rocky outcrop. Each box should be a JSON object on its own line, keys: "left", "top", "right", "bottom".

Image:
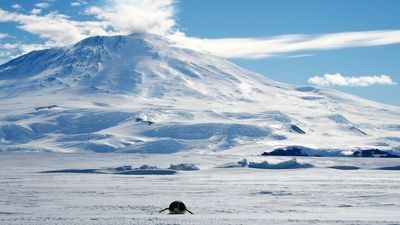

{"left": 35, "top": 105, "right": 59, "bottom": 110}
{"left": 290, "top": 124, "right": 306, "bottom": 134}
{"left": 262, "top": 146, "right": 308, "bottom": 156}
{"left": 352, "top": 149, "right": 399, "bottom": 158}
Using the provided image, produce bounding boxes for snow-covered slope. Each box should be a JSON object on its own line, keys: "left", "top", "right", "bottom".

{"left": 0, "top": 33, "right": 399, "bottom": 154}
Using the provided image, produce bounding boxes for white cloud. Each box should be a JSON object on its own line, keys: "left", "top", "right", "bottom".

{"left": 2, "top": 43, "right": 19, "bottom": 49}
{"left": 0, "top": 8, "right": 109, "bottom": 46}
{"left": 0, "top": 33, "right": 9, "bottom": 39}
{"left": 71, "top": 2, "right": 82, "bottom": 7}
{"left": 71, "top": 1, "right": 88, "bottom": 7}
{"left": 0, "top": 51, "right": 14, "bottom": 63}
{"left": 0, "top": 0, "right": 175, "bottom": 48}
{"left": 30, "top": 8, "right": 42, "bottom": 15}
{"left": 308, "top": 73, "right": 397, "bottom": 87}
{"left": 0, "top": 0, "right": 176, "bottom": 62}
{"left": 0, "top": 44, "right": 18, "bottom": 64}
{"left": 169, "top": 30, "right": 400, "bottom": 59}
{"left": 19, "top": 43, "right": 48, "bottom": 54}
{"left": 11, "top": 4, "right": 22, "bottom": 10}
{"left": 283, "top": 54, "right": 314, "bottom": 59}
{"left": 35, "top": 3, "right": 50, "bottom": 8}
{"left": 2, "top": 1, "right": 400, "bottom": 61}
{"left": 85, "top": 0, "right": 176, "bottom": 36}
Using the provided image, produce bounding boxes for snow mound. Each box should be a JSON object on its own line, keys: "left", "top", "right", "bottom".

{"left": 168, "top": 163, "right": 199, "bottom": 171}
{"left": 217, "top": 159, "right": 248, "bottom": 168}
{"left": 248, "top": 158, "right": 313, "bottom": 169}
{"left": 42, "top": 164, "right": 178, "bottom": 175}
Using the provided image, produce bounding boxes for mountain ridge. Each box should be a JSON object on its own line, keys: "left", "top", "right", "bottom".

{"left": 0, "top": 33, "right": 399, "bottom": 154}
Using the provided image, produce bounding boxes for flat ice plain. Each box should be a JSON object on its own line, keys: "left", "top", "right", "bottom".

{"left": 1, "top": 153, "right": 399, "bottom": 225}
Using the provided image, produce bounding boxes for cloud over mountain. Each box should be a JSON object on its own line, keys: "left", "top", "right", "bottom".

{"left": 1, "top": 1, "right": 400, "bottom": 62}
{"left": 308, "top": 73, "right": 397, "bottom": 87}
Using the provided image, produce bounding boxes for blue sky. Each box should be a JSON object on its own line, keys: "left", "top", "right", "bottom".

{"left": 0, "top": 0, "right": 399, "bottom": 105}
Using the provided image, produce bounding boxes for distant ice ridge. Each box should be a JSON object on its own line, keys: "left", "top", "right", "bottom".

{"left": 261, "top": 146, "right": 400, "bottom": 158}
{"left": 0, "top": 33, "right": 399, "bottom": 155}
{"left": 42, "top": 163, "right": 200, "bottom": 175}
{"left": 248, "top": 159, "right": 313, "bottom": 169}
{"left": 218, "top": 158, "right": 313, "bottom": 169}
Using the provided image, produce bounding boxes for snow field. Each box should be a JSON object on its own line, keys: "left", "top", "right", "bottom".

{"left": 1, "top": 153, "right": 399, "bottom": 225}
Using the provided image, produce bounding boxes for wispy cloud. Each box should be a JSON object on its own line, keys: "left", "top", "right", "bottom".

{"left": 0, "top": 33, "right": 9, "bottom": 39}
{"left": 308, "top": 73, "right": 397, "bottom": 87}
{"left": 0, "top": 8, "right": 109, "bottom": 46}
{"left": 35, "top": 3, "right": 50, "bottom": 8}
{"left": 2, "top": 43, "right": 19, "bottom": 49}
{"left": 11, "top": 4, "right": 22, "bottom": 10}
{"left": 282, "top": 54, "right": 314, "bottom": 59}
{"left": 71, "top": 0, "right": 88, "bottom": 7}
{"left": 1, "top": 1, "right": 400, "bottom": 62}
{"left": 170, "top": 30, "right": 400, "bottom": 59}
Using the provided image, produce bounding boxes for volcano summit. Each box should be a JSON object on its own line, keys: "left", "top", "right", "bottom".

{"left": 0, "top": 33, "right": 399, "bottom": 155}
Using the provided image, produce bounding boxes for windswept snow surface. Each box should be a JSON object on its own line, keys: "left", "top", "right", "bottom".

{"left": 1, "top": 153, "right": 400, "bottom": 225}
{"left": 0, "top": 33, "right": 399, "bottom": 155}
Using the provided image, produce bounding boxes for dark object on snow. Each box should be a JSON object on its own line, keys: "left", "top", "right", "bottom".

{"left": 159, "top": 201, "right": 193, "bottom": 214}
{"left": 262, "top": 146, "right": 308, "bottom": 156}
{"left": 290, "top": 124, "right": 306, "bottom": 134}
{"left": 117, "top": 169, "right": 177, "bottom": 175}
{"left": 349, "top": 126, "right": 367, "bottom": 135}
{"left": 35, "top": 105, "right": 59, "bottom": 110}
{"left": 135, "top": 117, "right": 154, "bottom": 126}
{"left": 377, "top": 166, "right": 400, "bottom": 170}
{"left": 352, "top": 149, "right": 399, "bottom": 158}
{"left": 329, "top": 166, "right": 360, "bottom": 170}
{"left": 41, "top": 169, "right": 101, "bottom": 174}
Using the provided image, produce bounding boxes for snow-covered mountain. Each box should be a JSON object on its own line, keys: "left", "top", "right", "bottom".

{"left": 0, "top": 33, "right": 399, "bottom": 154}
